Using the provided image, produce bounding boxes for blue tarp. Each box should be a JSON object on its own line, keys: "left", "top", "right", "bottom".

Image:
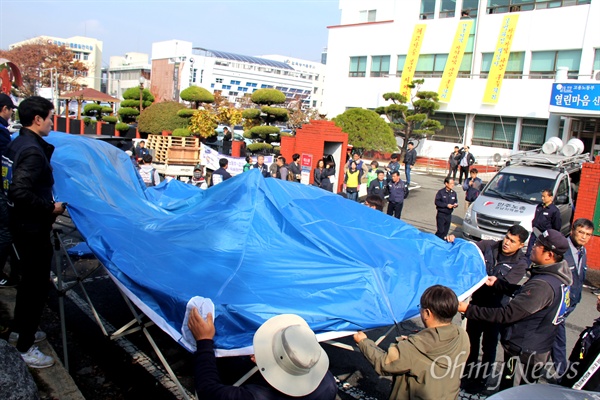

{"left": 47, "top": 132, "right": 486, "bottom": 354}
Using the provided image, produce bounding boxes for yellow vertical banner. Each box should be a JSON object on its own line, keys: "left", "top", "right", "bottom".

{"left": 400, "top": 24, "right": 427, "bottom": 98}
{"left": 483, "top": 15, "right": 519, "bottom": 104}
{"left": 438, "top": 20, "right": 473, "bottom": 103}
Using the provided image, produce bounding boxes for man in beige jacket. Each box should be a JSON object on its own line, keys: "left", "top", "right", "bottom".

{"left": 354, "top": 285, "right": 469, "bottom": 400}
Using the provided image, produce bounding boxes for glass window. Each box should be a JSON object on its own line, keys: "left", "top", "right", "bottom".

{"left": 480, "top": 52, "right": 525, "bottom": 78}
{"left": 439, "top": 0, "right": 456, "bottom": 18}
{"left": 359, "top": 9, "right": 376, "bottom": 22}
{"left": 594, "top": 48, "right": 600, "bottom": 71}
{"left": 83, "top": 54, "right": 89, "bottom": 61}
{"left": 222, "top": 84, "right": 231, "bottom": 90}
{"left": 462, "top": 0, "right": 479, "bottom": 17}
{"left": 349, "top": 56, "right": 367, "bottom": 77}
{"left": 530, "top": 50, "right": 581, "bottom": 78}
{"left": 396, "top": 55, "right": 407, "bottom": 76}
{"left": 371, "top": 55, "right": 390, "bottom": 77}
{"left": 431, "top": 112, "right": 466, "bottom": 143}
{"left": 519, "top": 118, "right": 547, "bottom": 151}
{"left": 216, "top": 78, "right": 223, "bottom": 83}
{"left": 415, "top": 54, "right": 447, "bottom": 77}
{"left": 473, "top": 115, "right": 516, "bottom": 149}
{"left": 420, "top": 0, "right": 435, "bottom": 19}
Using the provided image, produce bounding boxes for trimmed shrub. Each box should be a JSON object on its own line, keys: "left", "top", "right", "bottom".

{"left": 115, "top": 122, "right": 130, "bottom": 133}
{"left": 279, "top": 130, "right": 294, "bottom": 137}
{"left": 83, "top": 103, "right": 102, "bottom": 115}
{"left": 101, "top": 106, "right": 114, "bottom": 114}
{"left": 261, "top": 106, "right": 288, "bottom": 119}
{"left": 177, "top": 109, "right": 197, "bottom": 118}
{"left": 249, "top": 125, "right": 280, "bottom": 138}
{"left": 251, "top": 89, "right": 286, "bottom": 105}
{"left": 118, "top": 107, "right": 140, "bottom": 117}
{"left": 172, "top": 128, "right": 192, "bottom": 137}
{"left": 180, "top": 86, "right": 214, "bottom": 108}
{"left": 242, "top": 108, "right": 261, "bottom": 119}
{"left": 123, "top": 87, "right": 155, "bottom": 102}
{"left": 83, "top": 117, "right": 93, "bottom": 125}
{"left": 102, "top": 116, "right": 118, "bottom": 124}
{"left": 137, "top": 101, "right": 188, "bottom": 135}
{"left": 120, "top": 99, "right": 140, "bottom": 108}
{"left": 247, "top": 142, "right": 273, "bottom": 153}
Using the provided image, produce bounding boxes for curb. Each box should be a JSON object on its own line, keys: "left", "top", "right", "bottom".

{"left": 0, "top": 287, "right": 85, "bottom": 400}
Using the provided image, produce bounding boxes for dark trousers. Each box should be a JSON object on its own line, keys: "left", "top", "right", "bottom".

{"left": 466, "top": 319, "right": 501, "bottom": 379}
{"left": 12, "top": 227, "right": 53, "bottom": 353}
{"left": 448, "top": 165, "right": 458, "bottom": 180}
{"left": 525, "top": 233, "right": 538, "bottom": 258}
{"left": 459, "top": 165, "right": 470, "bottom": 184}
{"left": 435, "top": 212, "right": 452, "bottom": 239}
{"left": 387, "top": 201, "right": 404, "bottom": 219}
{"left": 0, "top": 191, "right": 12, "bottom": 273}
{"left": 500, "top": 346, "right": 550, "bottom": 390}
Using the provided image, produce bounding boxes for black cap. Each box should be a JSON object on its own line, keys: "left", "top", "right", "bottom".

{"left": 0, "top": 94, "right": 16, "bottom": 110}
{"left": 537, "top": 229, "right": 569, "bottom": 255}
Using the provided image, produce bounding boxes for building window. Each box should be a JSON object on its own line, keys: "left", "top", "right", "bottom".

{"left": 230, "top": 91, "right": 238, "bottom": 97}
{"left": 83, "top": 53, "right": 89, "bottom": 61}
{"left": 431, "top": 112, "right": 466, "bottom": 143}
{"left": 230, "top": 80, "right": 241, "bottom": 85}
{"left": 396, "top": 55, "right": 406, "bottom": 76}
{"left": 473, "top": 116, "right": 516, "bottom": 149}
{"left": 238, "top": 87, "right": 248, "bottom": 92}
{"left": 245, "top": 82, "right": 257, "bottom": 87}
{"left": 349, "top": 56, "right": 367, "bottom": 77}
{"left": 420, "top": 0, "right": 435, "bottom": 19}
{"left": 488, "top": 0, "right": 590, "bottom": 14}
{"left": 216, "top": 78, "right": 223, "bottom": 83}
{"left": 370, "top": 55, "right": 390, "bottom": 77}
{"left": 73, "top": 52, "right": 81, "bottom": 60}
{"left": 481, "top": 52, "right": 525, "bottom": 78}
{"left": 414, "top": 54, "right": 448, "bottom": 78}
{"left": 261, "top": 84, "right": 273, "bottom": 88}
{"left": 359, "top": 9, "right": 376, "bottom": 22}
{"left": 211, "top": 83, "right": 215, "bottom": 88}
{"left": 530, "top": 50, "right": 582, "bottom": 79}
{"left": 519, "top": 118, "right": 547, "bottom": 151}
{"left": 461, "top": 0, "right": 479, "bottom": 17}
{"left": 593, "top": 48, "right": 600, "bottom": 72}
{"left": 222, "top": 84, "right": 231, "bottom": 90}
{"left": 439, "top": 0, "right": 456, "bottom": 18}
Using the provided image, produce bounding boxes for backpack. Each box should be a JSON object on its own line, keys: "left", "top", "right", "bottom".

{"left": 287, "top": 169, "right": 295, "bottom": 182}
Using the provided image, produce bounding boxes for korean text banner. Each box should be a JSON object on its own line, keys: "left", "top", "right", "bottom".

{"left": 483, "top": 15, "right": 519, "bottom": 104}
{"left": 47, "top": 132, "right": 486, "bottom": 355}
{"left": 400, "top": 24, "right": 427, "bottom": 98}
{"left": 438, "top": 20, "right": 473, "bottom": 103}
{"left": 549, "top": 83, "right": 600, "bottom": 116}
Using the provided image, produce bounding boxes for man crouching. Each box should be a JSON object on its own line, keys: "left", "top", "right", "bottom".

{"left": 354, "top": 285, "right": 469, "bottom": 400}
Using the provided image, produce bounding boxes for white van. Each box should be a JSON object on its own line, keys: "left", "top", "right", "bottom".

{"left": 463, "top": 149, "right": 588, "bottom": 242}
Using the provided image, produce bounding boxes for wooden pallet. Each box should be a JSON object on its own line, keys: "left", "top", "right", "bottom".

{"left": 167, "top": 147, "right": 200, "bottom": 165}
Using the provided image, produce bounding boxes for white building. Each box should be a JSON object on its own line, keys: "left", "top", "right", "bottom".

{"left": 106, "top": 52, "right": 151, "bottom": 100}
{"left": 150, "top": 40, "right": 325, "bottom": 112}
{"left": 10, "top": 35, "right": 103, "bottom": 91}
{"left": 324, "top": 0, "right": 600, "bottom": 159}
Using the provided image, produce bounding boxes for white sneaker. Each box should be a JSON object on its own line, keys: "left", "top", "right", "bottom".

{"left": 9, "top": 330, "right": 47, "bottom": 346}
{"left": 20, "top": 345, "right": 55, "bottom": 369}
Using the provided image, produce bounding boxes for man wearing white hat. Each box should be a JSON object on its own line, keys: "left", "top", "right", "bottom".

{"left": 188, "top": 309, "right": 337, "bottom": 399}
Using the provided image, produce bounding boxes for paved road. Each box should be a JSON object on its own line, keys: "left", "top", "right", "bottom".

{"left": 44, "top": 171, "right": 599, "bottom": 399}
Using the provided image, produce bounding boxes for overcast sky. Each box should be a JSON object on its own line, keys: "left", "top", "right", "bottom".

{"left": 0, "top": 0, "right": 340, "bottom": 66}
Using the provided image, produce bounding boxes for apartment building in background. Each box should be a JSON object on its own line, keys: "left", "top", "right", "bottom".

{"left": 106, "top": 52, "right": 151, "bottom": 100}
{"left": 150, "top": 40, "right": 325, "bottom": 112}
{"left": 324, "top": 0, "right": 600, "bottom": 159}
{"left": 10, "top": 35, "right": 103, "bottom": 91}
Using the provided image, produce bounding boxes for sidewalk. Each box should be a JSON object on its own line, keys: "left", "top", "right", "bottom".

{"left": 0, "top": 286, "right": 85, "bottom": 400}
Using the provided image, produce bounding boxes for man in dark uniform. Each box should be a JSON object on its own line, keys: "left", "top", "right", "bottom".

{"left": 434, "top": 177, "right": 458, "bottom": 240}
{"left": 385, "top": 171, "right": 406, "bottom": 219}
{"left": 288, "top": 153, "right": 301, "bottom": 182}
{"left": 0, "top": 93, "right": 17, "bottom": 287}
{"left": 463, "top": 225, "right": 529, "bottom": 391}
{"left": 459, "top": 229, "right": 572, "bottom": 389}
{"left": 403, "top": 141, "right": 417, "bottom": 186}
{"left": 526, "top": 188, "right": 562, "bottom": 257}
{"left": 367, "top": 170, "right": 387, "bottom": 201}
{"left": 3, "top": 96, "right": 66, "bottom": 368}
{"left": 552, "top": 218, "right": 595, "bottom": 378}
{"left": 254, "top": 155, "right": 270, "bottom": 178}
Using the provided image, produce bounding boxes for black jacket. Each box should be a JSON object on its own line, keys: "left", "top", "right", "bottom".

{"left": 562, "top": 318, "right": 600, "bottom": 391}
{"left": 4, "top": 128, "right": 56, "bottom": 231}
{"left": 193, "top": 340, "right": 338, "bottom": 400}
{"left": 0, "top": 116, "right": 11, "bottom": 158}
{"left": 459, "top": 151, "right": 475, "bottom": 166}
{"left": 565, "top": 236, "right": 587, "bottom": 307}
{"left": 367, "top": 179, "right": 387, "bottom": 199}
{"left": 532, "top": 203, "right": 561, "bottom": 232}
{"left": 386, "top": 179, "right": 406, "bottom": 203}
{"left": 471, "top": 240, "right": 528, "bottom": 308}
{"left": 465, "top": 260, "right": 572, "bottom": 353}
{"left": 254, "top": 163, "right": 270, "bottom": 178}
{"left": 288, "top": 161, "right": 301, "bottom": 181}
{"left": 434, "top": 188, "right": 457, "bottom": 214}
{"left": 404, "top": 149, "right": 417, "bottom": 166}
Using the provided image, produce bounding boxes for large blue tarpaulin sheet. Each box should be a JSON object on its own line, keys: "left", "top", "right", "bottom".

{"left": 47, "top": 132, "right": 486, "bottom": 355}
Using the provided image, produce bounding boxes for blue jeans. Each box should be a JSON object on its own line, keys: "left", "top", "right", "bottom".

{"left": 405, "top": 164, "right": 412, "bottom": 185}
{"left": 346, "top": 190, "right": 358, "bottom": 202}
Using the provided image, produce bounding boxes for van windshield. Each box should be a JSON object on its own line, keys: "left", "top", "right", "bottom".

{"left": 482, "top": 172, "right": 554, "bottom": 204}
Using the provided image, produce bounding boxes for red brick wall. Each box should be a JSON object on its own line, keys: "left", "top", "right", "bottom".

{"left": 280, "top": 120, "right": 348, "bottom": 193}
{"left": 573, "top": 156, "right": 600, "bottom": 269}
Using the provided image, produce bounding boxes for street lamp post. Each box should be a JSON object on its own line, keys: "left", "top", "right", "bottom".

{"left": 139, "top": 75, "right": 145, "bottom": 113}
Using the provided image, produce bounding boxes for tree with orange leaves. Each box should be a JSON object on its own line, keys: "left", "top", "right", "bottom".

{"left": 0, "top": 40, "right": 88, "bottom": 97}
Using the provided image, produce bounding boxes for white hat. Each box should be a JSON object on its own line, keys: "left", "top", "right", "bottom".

{"left": 253, "top": 314, "right": 329, "bottom": 397}
{"left": 125, "top": 150, "right": 133, "bottom": 156}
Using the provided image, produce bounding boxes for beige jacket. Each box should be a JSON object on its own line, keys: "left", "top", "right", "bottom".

{"left": 358, "top": 324, "right": 469, "bottom": 400}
